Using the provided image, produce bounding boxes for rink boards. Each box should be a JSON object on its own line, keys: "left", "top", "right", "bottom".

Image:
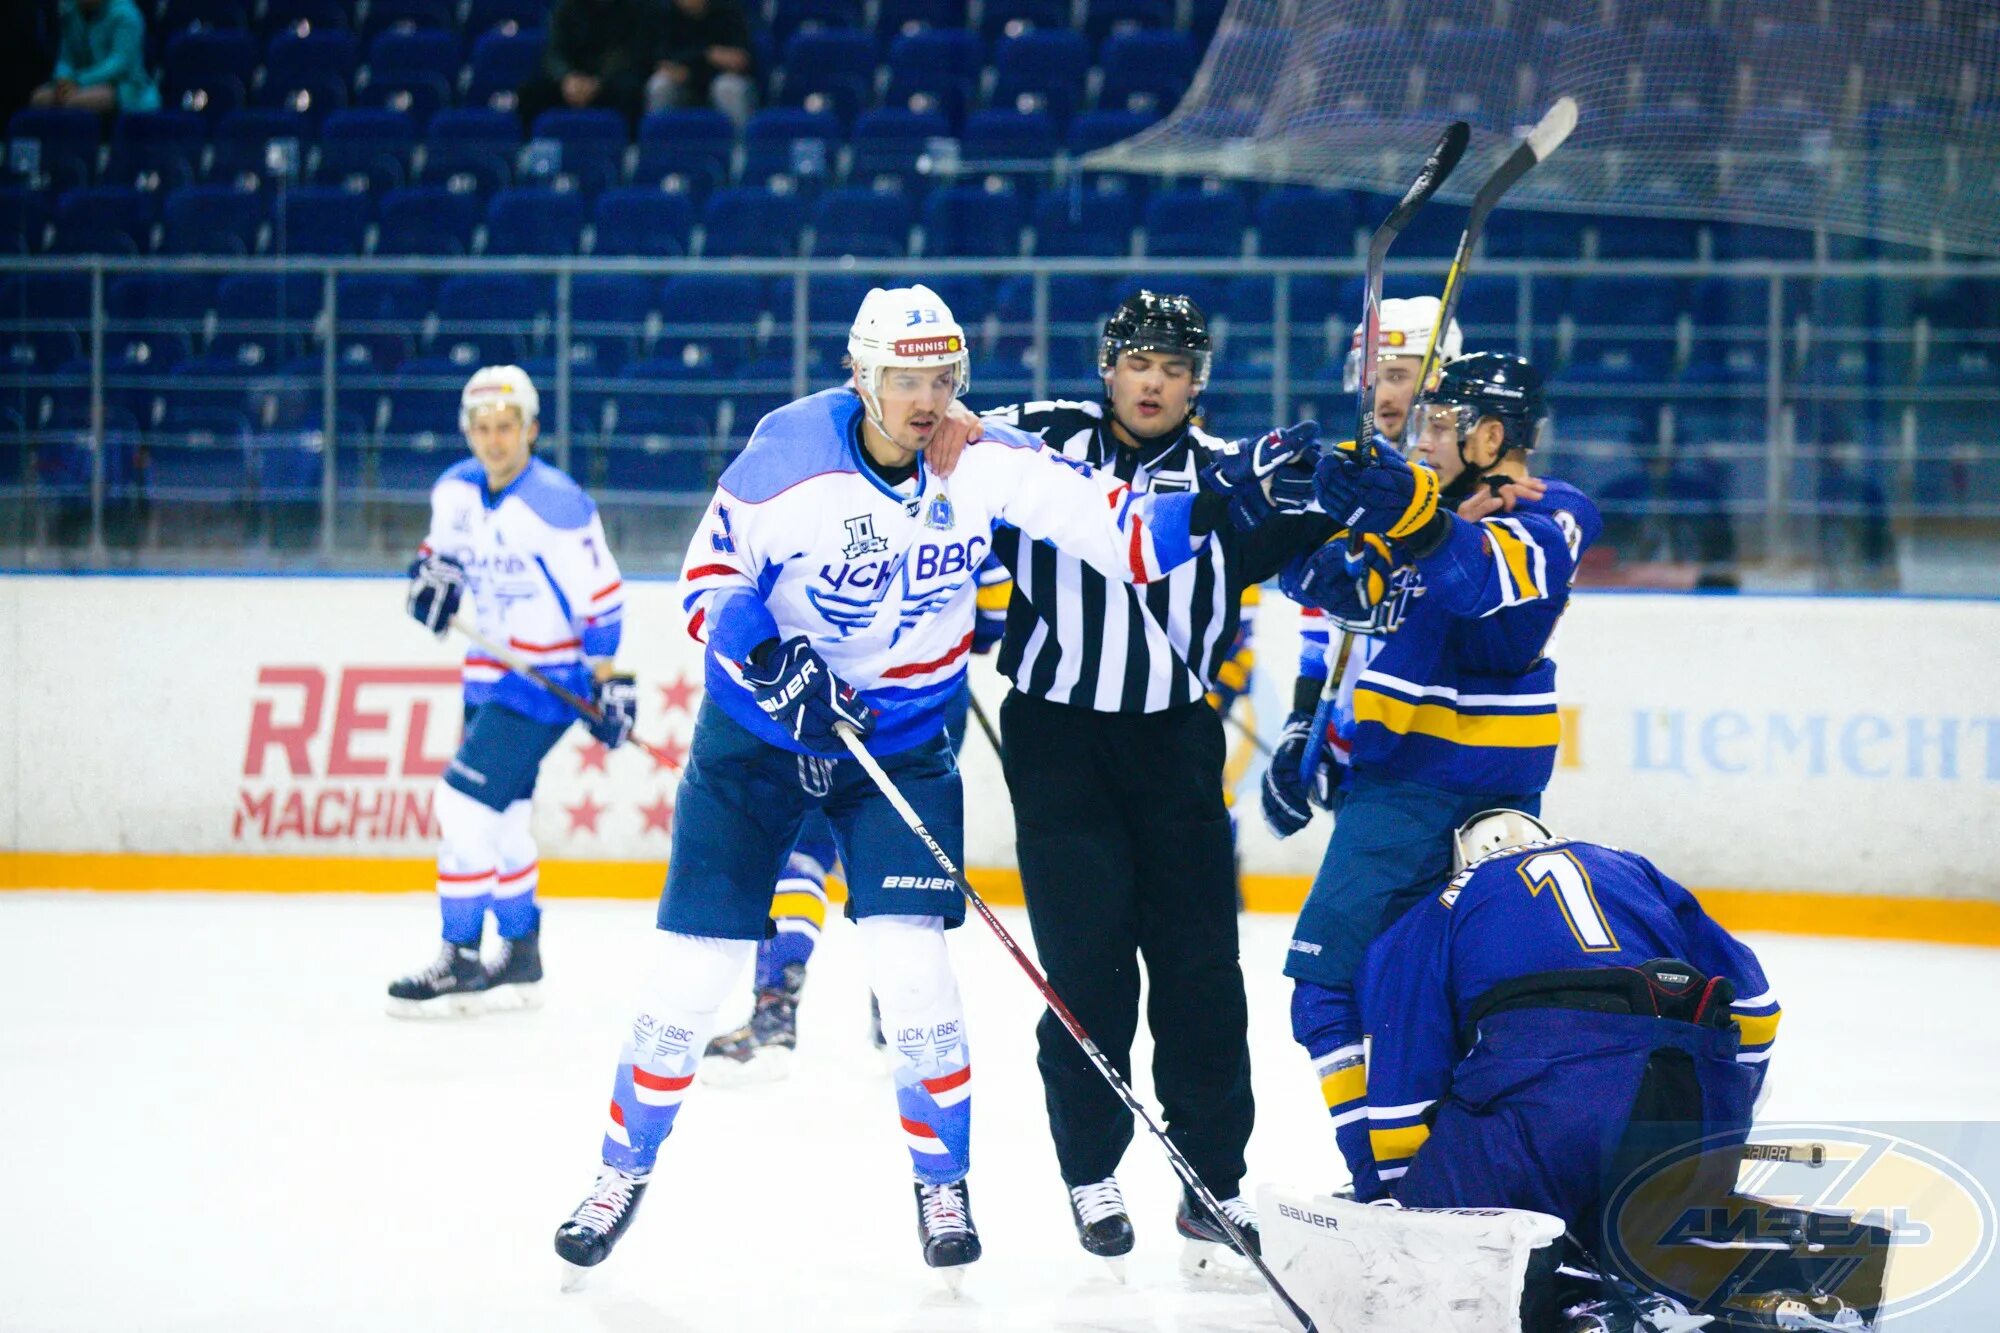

{"left": 2, "top": 575, "right": 1996, "bottom": 942}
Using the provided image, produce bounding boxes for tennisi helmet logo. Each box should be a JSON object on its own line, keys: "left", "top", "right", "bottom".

{"left": 891, "top": 334, "right": 963, "bottom": 358}
{"left": 1603, "top": 1123, "right": 1996, "bottom": 1326}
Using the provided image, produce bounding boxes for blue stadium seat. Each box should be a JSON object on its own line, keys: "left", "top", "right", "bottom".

{"left": 1745, "top": 25, "right": 1837, "bottom": 113}
{"left": 266, "top": 29, "right": 362, "bottom": 88}
{"left": 776, "top": 30, "right": 878, "bottom": 123}
{"left": 1083, "top": 0, "right": 1170, "bottom": 45}
{"left": 162, "top": 30, "right": 260, "bottom": 104}
{"left": 464, "top": 0, "right": 550, "bottom": 40}
{"left": 876, "top": 0, "right": 968, "bottom": 38}
{"left": 962, "top": 108, "right": 1057, "bottom": 193}
{"left": 886, "top": 29, "right": 984, "bottom": 92}
{"left": 0, "top": 186, "right": 50, "bottom": 252}
{"left": 209, "top": 108, "right": 312, "bottom": 181}
{"left": 467, "top": 30, "right": 548, "bottom": 110}
{"left": 360, "top": 0, "right": 455, "bottom": 40}
{"left": 376, "top": 185, "right": 483, "bottom": 254}
{"left": 572, "top": 273, "right": 657, "bottom": 329}
{"left": 483, "top": 186, "right": 584, "bottom": 255}
{"left": 525, "top": 109, "right": 626, "bottom": 196}
{"left": 741, "top": 108, "right": 843, "bottom": 186}
{"left": 849, "top": 108, "right": 953, "bottom": 191}
{"left": 1097, "top": 31, "right": 1198, "bottom": 116}
{"left": 1066, "top": 108, "right": 1158, "bottom": 154}
{"left": 1637, "top": 25, "right": 1726, "bottom": 110}
{"left": 435, "top": 274, "right": 551, "bottom": 363}
{"left": 105, "top": 111, "right": 206, "bottom": 189}
{"left": 162, "top": 184, "right": 265, "bottom": 254}
{"left": 365, "top": 29, "right": 462, "bottom": 91}
{"left": 255, "top": 70, "right": 351, "bottom": 127}
{"left": 979, "top": 0, "right": 1070, "bottom": 43}
{"left": 51, "top": 186, "right": 155, "bottom": 254}
{"left": 922, "top": 183, "right": 1025, "bottom": 257}
{"left": 591, "top": 187, "right": 697, "bottom": 256}
{"left": 1418, "top": 28, "right": 1525, "bottom": 121}
{"left": 0, "top": 273, "right": 91, "bottom": 320}
{"left": 258, "top": 184, "right": 366, "bottom": 255}
{"left": 7, "top": 108, "right": 101, "bottom": 190}
{"left": 700, "top": 187, "right": 809, "bottom": 258}
{"left": 1254, "top": 188, "right": 1358, "bottom": 259}
{"left": 659, "top": 274, "right": 770, "bottom": 328}
{"left": 1144, "top": 185, "right": 1247, "bottom": 259}
{"left": 770, "top": 0, "right": 864, "bottom": 51}
{"left": 1568, "top": 276, "right": 1686, "bottom": 327}
{"left": 991, "top": 29, "right": 1091, "bottom": 124}
{"left": 633, "top": 108, "right": 734, "bottom": 198}
{"left": 213, "top": 273, "right": 320, "bottom": 366}
{"left": 423, "top": 107, "right": 520, "bottom": 194}
{"left": 316, "top": 108, "right": 419, "bottom": 193}
{"left": 353, "top": 70, "right": 452, "bottom": 121}
{"left": 1920, "top": 344, "right": 1999, "bottom": 388}
{"left": 1678, "top": 341, "right": 1767, "bottom": 388}
{"left": 1670, "top": 402, "right": 1764, "bottom": 448}
{"left": 1032, "top": 186, "right": 1136, "bottom": 258}
{"left": 159, "top": 0, "right": 250, "bottom": 39}
{"left": 1712, "top": 222, "right": 1814, "bottom": 261}
{"left": 257, "top": 0, "right": 351, "bottom": 39}
{"left": 1594, "top": 216, "right": 1701, "bottom": 260}
{"left": 1310, "top": 28, "right": 1416, "bottom": 115}
{"left": 811, "top": 188, "right": 915, "bottom": 257}
{"left": 1554, "top": 341, "right": 1676, "bottom": 387}
{"left": 1483, "top": 209, "right": 1588, "bottom": 259}
{"left": 1859, "top": 24, "right": 1958, "bottom": 106}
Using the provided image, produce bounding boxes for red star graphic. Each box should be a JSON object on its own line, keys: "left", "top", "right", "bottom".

{"left": 638, "top": 794, "right": 675, "bottom": 835}
{"left": 647, "top": 734, "right": 690, "bottom": 775}
{"left": 575, "top": 739, "right": 610, "bottom": 775}
{"left": 563, "top": 793, "right": 607, "bottom": 836}
{"left": 658, "top": 674, "right": 701, "bottom": 717}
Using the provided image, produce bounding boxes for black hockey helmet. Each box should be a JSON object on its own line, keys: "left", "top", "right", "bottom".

{"left": 1414, "top": 351, "right": 1549, "bottom": 457}
{"left": 1100, "top": 290, "right": 1212, "bottom": 389}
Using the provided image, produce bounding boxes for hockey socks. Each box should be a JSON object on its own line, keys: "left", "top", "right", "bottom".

{"left": 1292, "top": 978, "right": 1385, "bottom": 1200}
{"left": 601, "top": 930, "right": 755, "bottom": 1176}
{"left": 861, "top": 915, "right": 972, "bottom": 1186}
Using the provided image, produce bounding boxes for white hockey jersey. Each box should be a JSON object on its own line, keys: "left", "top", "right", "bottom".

{"left": 679, "top": 387, "right": 1205, "bottom": 754}
{"left": 419, "top": 456, "right": 625, "bottom": 724}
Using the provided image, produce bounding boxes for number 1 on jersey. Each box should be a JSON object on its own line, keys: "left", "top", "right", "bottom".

{"left": 1518, "top": 850, "right": 1620, "bottom": 953}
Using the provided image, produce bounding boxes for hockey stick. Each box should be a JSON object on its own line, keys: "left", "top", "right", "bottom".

{"left": 834, "top": 724, "right": 1319, "bottom": 1333}
{"left": 966, "top": 690, "right": 1005, "bottom": 761}
{"left": 448, "top": 618, "right": 684, "bottom": 772}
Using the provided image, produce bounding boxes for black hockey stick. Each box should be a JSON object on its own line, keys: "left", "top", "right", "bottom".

{"left": 835, "top": 725, "right": 1319, "bottom": 1333}
{"left": 966, "top": 690, "right": 1005, "bottom": 761}
{"left": 447, "top": 618, "right": 682, "bottom": 772}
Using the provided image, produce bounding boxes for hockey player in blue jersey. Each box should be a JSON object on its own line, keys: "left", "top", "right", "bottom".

{"left": 1272, "top": 350, "right": 1605, "bottom": 1201}
{"left": 388, "top": 365, "right": 637, "bottom": 1017}
{"left": 550, "top": 285, "right": 1241, "bottom": 1289}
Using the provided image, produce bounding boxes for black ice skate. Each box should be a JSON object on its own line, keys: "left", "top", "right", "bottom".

{"left": 482, "top": 925, "right": 542, "bottom": 1010}
{"left": 1067, "top": 1177, "right": 1135, "bottom": 1278}
{"left": 386, "top": 940, "right": 488, "bottom": 1018}
{"left": 554, "top": 1165, "right": 649, "bottom": 1291}
{"left": 1561, "top": 1289, "right": 1715, "bottom": 1333}
{"left": 701, "top": 962, "right": 803, "bottom": 1086}
{"left": 1175, "top": 1191, "right": 1261, "bottom": 1284}
{"left": 914, "top": 1179, "right": 981, "bottom": 1290}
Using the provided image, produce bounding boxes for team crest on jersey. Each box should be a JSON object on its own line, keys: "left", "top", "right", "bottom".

{"left": 842, "top": 514, "right": 889, "bottom": 559}
{"left": 1372, "top": 567, "right": 1425, "bottom": 635}
{"left": 925, "top": 492, "right": 954, "bottom": 530}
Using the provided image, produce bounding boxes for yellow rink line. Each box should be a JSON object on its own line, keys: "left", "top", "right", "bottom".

{"left": 4, "top": 852, "right": 1998, "bottom": 947}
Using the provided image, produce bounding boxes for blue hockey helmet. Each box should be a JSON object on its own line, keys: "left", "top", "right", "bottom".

{"left": 1415, "top": 351, "right": 1549, "bottom": 457}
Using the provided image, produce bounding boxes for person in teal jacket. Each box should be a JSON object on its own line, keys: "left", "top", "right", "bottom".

{"left": 31, "top": 0, "right": 159, "bottom": 115}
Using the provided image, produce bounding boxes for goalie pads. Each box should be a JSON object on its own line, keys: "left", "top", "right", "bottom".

{"left": 1259, "top": 1186, "right": 1566, "bottom": 1333}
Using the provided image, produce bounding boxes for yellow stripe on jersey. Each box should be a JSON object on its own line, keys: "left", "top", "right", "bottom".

{"left": 1486, "top": 521, "right": 1542, "bottom": 601}
{"left": 1320, "top": 1064, "right": 1366, "bottom": 1111}
{"left": 975, "top": 580, "right": 1014, "bottom": 612}
{"left": 1369, "top": 1122, "right": 1431, "bottom": 1164}
{"left": 1734, "top": 1008, "right": 1782, "bottom": 1049}
{"left": 1354, "top": 690, "right": 1563, "bottom": 749}
{"left": 1213, "top": 647, "right": 1255, "bottom": 694}
{"left": 770, "top": 889, "right": 828, "bottom": 927}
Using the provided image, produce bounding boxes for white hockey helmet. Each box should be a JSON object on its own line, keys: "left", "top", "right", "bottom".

{"left": 1343, "top": 295, "right": 1465, "bottom": 393}
{"left": 1452, "top": 807, "right": 1556, "bottom": 873}
{"left": 460, "top": 364, "right": 540, "bottom": 432}
{"left": 847, "top": 284, "right": 970, "bottom": 406}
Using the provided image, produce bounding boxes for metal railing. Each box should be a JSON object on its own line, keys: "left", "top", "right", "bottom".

{"left": 3, "top": 253, "right": 1996, "bottom": 586}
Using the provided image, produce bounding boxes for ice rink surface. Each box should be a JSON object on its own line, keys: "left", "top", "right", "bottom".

{"left": 4, "top": 891, "right": 1998, "bottom": 1332}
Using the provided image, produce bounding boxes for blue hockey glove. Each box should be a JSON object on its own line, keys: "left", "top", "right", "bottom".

{"left": 1261, "top": 711, "right": 1320, "bottom": 838}
{"left": 1201, "top": 420, "right": 1322, "bottom": 530}
{"left": 1312, "top": 439, "right": 1448, "bottom": 552}
{"left": 1281, "top": 537, "right": 1385, "bottom": 635}
{"left": 741, "top": 636, "right": 875, "bottom": 755}
{"left": 405, "top": 553, "right": 465, "bottom": 637}
{"left": 588, "top": 673, "right": 638, "bottom": 749}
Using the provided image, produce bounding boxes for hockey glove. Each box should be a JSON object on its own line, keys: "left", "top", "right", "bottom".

{"left": 1261, "top": 711, "right": 1320, "bottom": 838}
{"left": 1312, "top": 439, "right": 1449, "bottom": 553}
{"left": 741, "top": 636, "right": 875, "bottom": 754}
{"left": 588, "top": 673, "right": 638, "bottom": 749}
{"left": 405, "top": 553, "right": 466, "bottom": 637}
{"left": 1281, "top": 536, "right": 1390, "bottom": 635}
{"left": 1201, "top": 420, "right": 1322, "bottom": 530}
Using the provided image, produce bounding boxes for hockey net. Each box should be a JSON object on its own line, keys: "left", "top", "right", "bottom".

{"left": 1085, "top": 0, "right": 2000, "bottom": 257}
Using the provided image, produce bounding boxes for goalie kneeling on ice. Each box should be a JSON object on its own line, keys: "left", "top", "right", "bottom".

{"left": 1260, "top": 1187, "right": 1566, "bottom": 1333}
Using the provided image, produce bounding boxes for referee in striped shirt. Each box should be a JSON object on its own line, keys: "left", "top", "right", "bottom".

{"left": 971, "top": 292, "right": 1336, "bottom": 1262}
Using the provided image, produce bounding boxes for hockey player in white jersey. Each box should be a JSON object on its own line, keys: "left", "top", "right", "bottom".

{"left": 388, "top": 366, "right": 637, "bottom": 1016}
{"left": 550, "top": 285, "right": 1243, "bottom": 1289}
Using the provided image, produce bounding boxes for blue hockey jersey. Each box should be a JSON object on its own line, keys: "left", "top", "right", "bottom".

{"left": 1354, "top": 838, "right": 1781, "bottom": 1191}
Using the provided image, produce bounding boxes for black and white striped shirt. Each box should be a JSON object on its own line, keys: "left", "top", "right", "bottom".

{"left": 983, "top": 399, "right": 1335, "bottom": 714}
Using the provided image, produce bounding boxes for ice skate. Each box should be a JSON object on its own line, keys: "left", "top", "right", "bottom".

{"left": 1731, "top": 1290, "right": 1865, "bottom": 1331}
{"left": 701, "top": 962, "right": 802, "bottom": 1086}
{"left": 1561, "top": 1289, "right": 1714, "bottom": 1333}
{"left": 1175, "top": 1191, "right": 1260, "bottom": 1285}
{"left": 1067, "top": 1176, "right": 1134, "bottom": 1280}
{"left": 554, "top": 1165, "right": 649, "bottom": 1291}
{"left": 915, "top": 1178, "right": 980, "bottom": 1290}
{"left": 481, "top": 925, "right": 542, "bottom": 1010}
{"left": 386, "top": 940, "right": 488, "bottom": 1017}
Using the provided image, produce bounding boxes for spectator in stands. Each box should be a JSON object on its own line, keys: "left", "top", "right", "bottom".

{"left": 28, "top": 0, "right": 158, "bottom": 117}
{"left": 516, "top": 0, "right": 662, "bottom": 132}
{"left": 647, "top": 0, "right": 756, "bottom": 128}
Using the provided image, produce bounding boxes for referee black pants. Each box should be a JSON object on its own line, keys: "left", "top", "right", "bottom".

{"left": 998, "top": 689, "right": 1254, "bottom": 1200}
